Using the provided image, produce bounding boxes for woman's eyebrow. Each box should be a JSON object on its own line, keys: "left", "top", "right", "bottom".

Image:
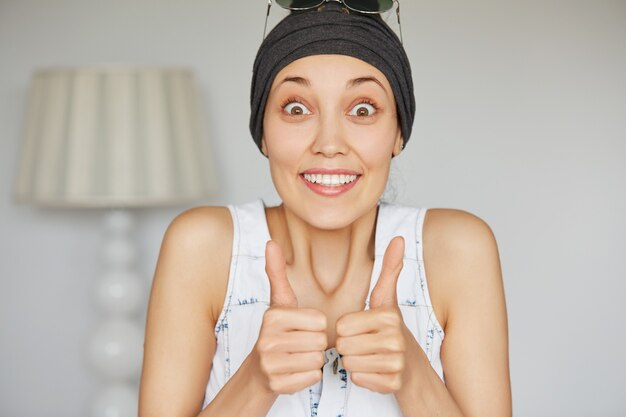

{"left": 277, "top": 76, "right": 386, "bottom": 92}
{"left": 346, "top": 76, "right": 385, "bottom": 92}
{"left": 278, "top": 76, "right": 310, "bottom": 87}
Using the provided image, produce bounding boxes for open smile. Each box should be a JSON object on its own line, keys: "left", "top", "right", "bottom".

{"left": 303, "top": 173, "right": 358, "bottom": 186}
{"left": 299, "top": 169, "right": 362, "bottom": 197}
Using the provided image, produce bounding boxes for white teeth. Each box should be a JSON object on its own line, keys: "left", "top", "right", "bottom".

{"left": 303, "top": 173, "right": 358, "bottom": 186}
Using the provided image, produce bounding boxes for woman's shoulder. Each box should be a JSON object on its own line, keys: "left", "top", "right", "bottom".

{"left": 423, "top": 208, "right": 497, "bottom": 251}
{"left": 422, "top": 208, "right": 501, "bottom": 329}
{"left": 158, "top": 205, "right": 233, "bottom": 324}
{"left": 162, "top": 205, "right": 234, "bottom": 264}
{"left": 166, "top": 206, "right": 232, "bottom": 237}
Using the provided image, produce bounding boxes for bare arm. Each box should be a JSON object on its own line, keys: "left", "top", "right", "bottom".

{"left": 138, "top": 208, "right": 324, "bottom": 417}
{"left": 139, "top": 207, "right": 280, "bottom": 417}
{"left": 138, "top": 207, "right": 229, "bottom": 416}
{"left": 395, "top": 209, "right": 512, "bottom": 417}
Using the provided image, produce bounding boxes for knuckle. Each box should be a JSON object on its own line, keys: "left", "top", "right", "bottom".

{"left": 381, "top": 310, "right": 401, "bottom": 326}
{"left": 312, "top": 369, "right": 323, "bottom": 384}
{"left": 397, "top": 354, "right": 406, "bottom": 369}
{"left": 335, "top": 317, "right": 347, "bottom": 335}
{"left": 335, "top": 336, "right": 345, "bottom": 353}
{"left": 390, "top": 375, "right": 403, "bottom": 391}
{"left": 302, "top": 309, "right": 327, "bottom": 330}
{"left": 341, "top": 355, "right": 351, "bottom": 370}
{"left": 255, "top": 336, "right": 273, "bottom": 353}
{"left": 389, "top": 355, "right": 405, "bottom": 372}
{"left": 269, "top": 377, "right": 295, "bottom": 395}
{"left": 263, "top": 309, "right": 281, "bottom": 326}
{"left": 350, "top": 371, "right": 360, "bottom": 384}
{"left": 315, "top": 332, "right": 328, "bottom": 350}
{"left": 384, "top": 336, "right": 405, "bottom": 352}
{"left": 394, "top": 337, "right": 406, "bottom": 352}
{"left": 315, "top": 311, "right": 328, "bottom": 329}
{"left": 383, "top": 338, "right": 397, "bottom": 352}
{"left": 315, "top": 352, "right": 326, "bottom": 368}
{"left": 268, "top": 378, "right": 282, "bottom": 394}
{"left": 262, "top": 309, "right": 275, "bottom": 324}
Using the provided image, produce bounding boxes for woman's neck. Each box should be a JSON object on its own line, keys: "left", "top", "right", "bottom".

{"left": 267, "top": 203, "right": 379, "bottom": 295}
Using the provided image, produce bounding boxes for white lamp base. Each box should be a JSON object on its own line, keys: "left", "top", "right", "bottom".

{"left": 87, "top": 209, "right": 145, "bottom": 417}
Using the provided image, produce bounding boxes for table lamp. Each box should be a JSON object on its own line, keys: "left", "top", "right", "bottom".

{"left": 14, "top": 66, "right": 217, "bottom": 417}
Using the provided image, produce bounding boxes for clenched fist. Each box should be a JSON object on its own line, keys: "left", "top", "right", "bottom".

{"left": 253, "top": 240, "right": 328, "bottom": 394}
{"left": 335, "top": 236, "right": 410, "bottom": 394}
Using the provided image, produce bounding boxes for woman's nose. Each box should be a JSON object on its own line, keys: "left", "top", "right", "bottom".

{"left": 310, "top": 113, "right": 349, "bottom": 157}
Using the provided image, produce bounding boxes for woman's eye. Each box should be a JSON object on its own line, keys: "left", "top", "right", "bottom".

{"left": 349, "top": 102, "right": 377, "bottom": 117}
{"left": 284, "top": 102, "right": 312, "bottom": 116}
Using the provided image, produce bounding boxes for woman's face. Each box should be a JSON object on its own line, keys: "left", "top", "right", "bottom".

{"left": 262, "top": 54, "right": 403, "bottom": 230}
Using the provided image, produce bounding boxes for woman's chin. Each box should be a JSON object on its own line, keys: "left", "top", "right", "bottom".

{"left": 284, "top": 197, "right": 377, "bottom": 231}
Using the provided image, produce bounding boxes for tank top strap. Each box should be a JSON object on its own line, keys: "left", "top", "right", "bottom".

{"left": 224, "top": 199, "right": 273, "bottom": 306}
{"left": 365, "top": 202, "right": 426, "bottom": 308}
{"left": 227, "top": 198, "right": 271, "bottom": 258}
{"left": 372, "top": 202, "right": 420, "bottom": 260}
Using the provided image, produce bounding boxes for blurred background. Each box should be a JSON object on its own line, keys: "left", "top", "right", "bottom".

{"left": 1, "top": 0, "right": 624, "bottom": 416}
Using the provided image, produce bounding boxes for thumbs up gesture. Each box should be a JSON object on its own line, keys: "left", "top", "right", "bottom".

{"left": 335, "top": 236, "right": 412, "bottom": 394}
{"left": 253, "top": 240, "right": 328, "bottom": 394}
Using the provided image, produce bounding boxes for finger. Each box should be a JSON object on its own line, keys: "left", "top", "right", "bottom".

{"left": 266, "top": 240, "right": 298, "bottom": 307}
{"left": 258, "top": 330, "right": 328, "bottom": 353}
{"left": 350, "top": 372, "right": 402, "bottom": 394}
{"left": 335, "top": 309, "right": 402, "bottom": 337}
{"left": 341, "top": 353, "right": 404, "bottom": 374}
{"left": 370, "top": 236, "right": 404, "bottom": 309}
{"left": 263, "top": 308, "right": 327, "bottom": 332}
{"left": 336, "top": 332, "right": 405, "bottom": 355}
{"left": 262, "top": 351, "right": 326, "bottom": 374}
{"left": 268, "top": 369, "right": 322, "bottom": 394}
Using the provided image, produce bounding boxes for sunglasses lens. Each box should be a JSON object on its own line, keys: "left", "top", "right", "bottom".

{"left": 345, "top": 0, "right": 394, "bottom": 13}
{"left": 275, "top": 0, "right": 324, "bottom": 9}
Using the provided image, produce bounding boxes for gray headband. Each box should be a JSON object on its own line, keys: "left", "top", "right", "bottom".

{"left": 249, "top": 3, "right": 415, "bottom": 156}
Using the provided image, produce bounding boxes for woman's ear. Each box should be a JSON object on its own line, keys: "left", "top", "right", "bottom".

{"left": 392, "top": 131, "right": 403, "bottom": 157}
{"left": 261, "top": 137, "right": 268, "bottom": 157}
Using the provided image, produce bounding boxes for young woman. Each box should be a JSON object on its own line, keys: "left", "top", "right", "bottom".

{"left": 139, "top": 2, "right": 511, "bottom": 417}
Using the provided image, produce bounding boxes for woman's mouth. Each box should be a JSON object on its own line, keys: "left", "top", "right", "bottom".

{"left": 299, "top": 173, "right": 361, "bottom": 197}
{"left": 303, "top": 173, "right": 358, "bottom": 186}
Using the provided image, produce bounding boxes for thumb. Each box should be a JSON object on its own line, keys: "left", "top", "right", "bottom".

{"left": 265, "top": 240, "right": 298, "bottom": 308}
{"left": 370, "top": 236, "right": 404, "bottom": 309}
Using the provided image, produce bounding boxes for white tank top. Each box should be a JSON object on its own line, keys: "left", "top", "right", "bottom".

{"left": 202, "top": 199, "right": 445, "bottom": 417}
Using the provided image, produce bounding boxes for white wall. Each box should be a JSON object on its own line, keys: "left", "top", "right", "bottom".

{"left": 1, "top": 1, "right": 624, "bottom": 416}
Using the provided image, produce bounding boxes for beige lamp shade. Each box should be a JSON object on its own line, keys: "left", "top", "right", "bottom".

{"left": 14, "top": 66, "right": 217, "bottom": 207}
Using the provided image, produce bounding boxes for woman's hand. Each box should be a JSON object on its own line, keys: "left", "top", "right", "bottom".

{"left": 335, "top": 236, "right": 415, "bottom": 394}
{"left": 252, "top": 240, "right": 328, "bottom": 395}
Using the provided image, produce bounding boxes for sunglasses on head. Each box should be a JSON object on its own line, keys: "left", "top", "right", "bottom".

{"left": 262, "top": 0, "right": 403, "bottom": 43}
